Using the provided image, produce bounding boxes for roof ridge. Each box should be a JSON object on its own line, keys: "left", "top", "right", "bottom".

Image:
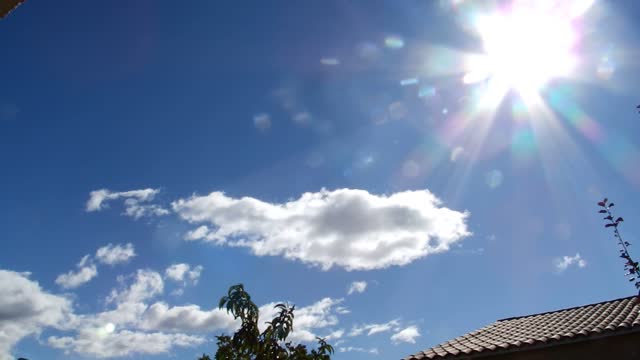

{"left": 498, "top": 295, "right": 639, "bottom": 322}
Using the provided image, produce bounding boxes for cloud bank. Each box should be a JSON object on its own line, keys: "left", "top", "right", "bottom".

{"left": 0, "top": 270, "right": 72, "bottom": 360}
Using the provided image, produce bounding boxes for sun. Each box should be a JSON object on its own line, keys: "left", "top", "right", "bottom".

{"left": 463, "top": 2, "right": 585, "bottom": 95}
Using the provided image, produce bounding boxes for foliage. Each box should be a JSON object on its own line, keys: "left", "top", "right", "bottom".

{"left": 199, "top": 284, "right": 334, "bottom": 360}
{"left": 598, "top": 198, "right": 640, "bottom": 294}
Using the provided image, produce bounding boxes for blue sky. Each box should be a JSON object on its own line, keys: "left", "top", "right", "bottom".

{"left": 2, "top": 0, "right": 640, "bottom": 359}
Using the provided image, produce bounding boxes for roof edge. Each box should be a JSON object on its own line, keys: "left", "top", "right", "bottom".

{"left": 447, "top": 325, "right": 640, "bottom": 360}
{"left": 498, "top": 295, "right": 639, "bottom": 322}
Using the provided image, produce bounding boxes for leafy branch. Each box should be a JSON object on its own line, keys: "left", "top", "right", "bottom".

{"left": 598, "top": 198, "right": 640, "bottom": 294}
{"left": 203, "top": 284, "right": 334, "bottom": 360}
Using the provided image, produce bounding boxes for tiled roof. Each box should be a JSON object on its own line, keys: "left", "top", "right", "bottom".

{"left": 406, "top": 296, "right": 640, "bottom": 359}
{"left": 0, "top": 0, "right": 25, "bottom": 18}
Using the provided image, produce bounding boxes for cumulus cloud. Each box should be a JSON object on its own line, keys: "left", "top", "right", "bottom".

{"left": 173, "top": 188, "right": 470, "bottom": 270}
{"left": 96, "top": 243, "right": 136, "bottom": 265}
{"left": 0, "top": 270, "right": 72, "bottom": 360}
{"left": 2, "top": 259, "right": 355, "bottom": 359}
{"left": 47, "top": 266, "right": 348, "bottom": 358}
{"left": 164, "top": 263, "right": 203, "bottom": 284}
{"left": 391, "top": 325, "right": 421, "bottom": 344}
{"left": 347, "top": 281, "right": 367, "bottom": 295}
{"left": 49, "top": 269, "right": 211, "bottom": 358}
{"left": 48, "top": 330, "right": 205, "bottom": 358}
{"left": 86, "top": 188, "right": 168, "bottom": 219}
{"left": 164, "top": 264, "right": 203, "bottom": 296}
{"left": 349, "top": 319, "right": 400, "bottom": 337}
{"left": 555, "top": 253, "right": 587, "bottom": 272}
{"left": 106, "top": 270, "right": 164, "bottom": 305}
{"left": 55, "top": 255, "right": 98, "bottom": 289}
{"left": 139, "top": 303, "right": 237, "bottom": 333}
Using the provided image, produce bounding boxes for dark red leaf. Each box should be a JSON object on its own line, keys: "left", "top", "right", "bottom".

{"left": 598, "top": 201, "right": 606, "bottom": 207}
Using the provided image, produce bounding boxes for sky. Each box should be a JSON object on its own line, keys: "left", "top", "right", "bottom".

{"left": 2, "top": 0, "right": 640, "bottom": 359}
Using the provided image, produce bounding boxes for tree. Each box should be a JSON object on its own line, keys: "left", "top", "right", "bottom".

{"left": 200, "top": 284, "right": 333, "bottom": 360}
{"left": 597, "top": 198, "right": 640, "bottom": 294}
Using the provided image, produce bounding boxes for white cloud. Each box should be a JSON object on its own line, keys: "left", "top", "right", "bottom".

{"left": 49, "top": 269, "right": 210, "bottom": 358}
{"left": 391, "top": 325, "right": 421, "bottom": 344}
{"left": 555, "top": 253, "right": 587, "bottom": 272}
{"left": 86, "top": 188, "right": 159, "bottom": 212}
{"left": 96, "top": 243, "right": 136, "bottom": 265}
{"left": 185, "top": 225, "right": 210, "bottom": 241}
{"left": 349, "top": 319, "right": 400, "bottom": 337}
{"left": 48, "top": 330, "right": 205, "bottom": 358}
{"left": 173, "top": 188, "right": 470, "bottom": 270}
{"left": 55, "top": 255, "right": 98, "bottom": 289}
{"left": 56, "top": 264, "right": 98, "bottom": 289}
{"left": 4, "top": 262, "right": 351, "bottom": 359}
{"left": 139, "top": 302, "right": 237, "bottom": 332}
{"left": 324, "top": 329, "right": 345, "bottom": 340}
{"left": 0, "top": 270, "right": 72, "bottom": 360}
{"left": 106, "top": 270, "right": 164, "bottom": 305}
{"left": 55, "top": 244, "right": 135, "bottom": 289}
{"left": 123, "top": 198, "right": 170, "bottom": 219}
{"left": 347, "top": 281, "right": 367, "bottom": 295}
{"left": 164, "top": 263, "right": 203, "bottom": 284}
{"left": 253, "top": 113, "right": 272, "bottom": 131}
{"left": 86, "top": 188, "right": 168, "bottom": 219}
{"left": 338, "top": 346, "right": 379, "bottom": 355}
{"left": 48, "top": 266, "right": 347, "bottom": 358}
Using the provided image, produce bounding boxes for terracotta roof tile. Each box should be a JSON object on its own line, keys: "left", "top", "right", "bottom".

{"left": 0, "top": 0, "right": 25, "bottom": 18}
{"left": 404, "top": 296, "right": 640, "bottom": 359}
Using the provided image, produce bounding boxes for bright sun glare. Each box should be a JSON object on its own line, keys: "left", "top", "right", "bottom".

{"left": 464, "top": 1, "right": 593, "bottom": 95}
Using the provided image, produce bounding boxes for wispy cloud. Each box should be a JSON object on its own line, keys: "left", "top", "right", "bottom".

{"left": 555, "top": 253, "right": 587, "bottom": 272}
{"left": 173, "top": 188, "right": 470, "bottom": 270}
{"left": 55, "top": 260, "right": 98, "bottom": 289}
{"left": 55, "top": 244, "right": 136, "bottom": 289}
{"left": 338, "top": 346, "right": 379, "bottom": 354}
{"left": 86, "top": 189, "right": 168, "bottom": 219}
{"left": 391, "top": 325, "right": 421, "bottom": 344}
{"left": 349, "top": 319, "right": 400, "bottom": 337}
{"left": 347, "top": 281, "right": 367, "bottom": 295}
